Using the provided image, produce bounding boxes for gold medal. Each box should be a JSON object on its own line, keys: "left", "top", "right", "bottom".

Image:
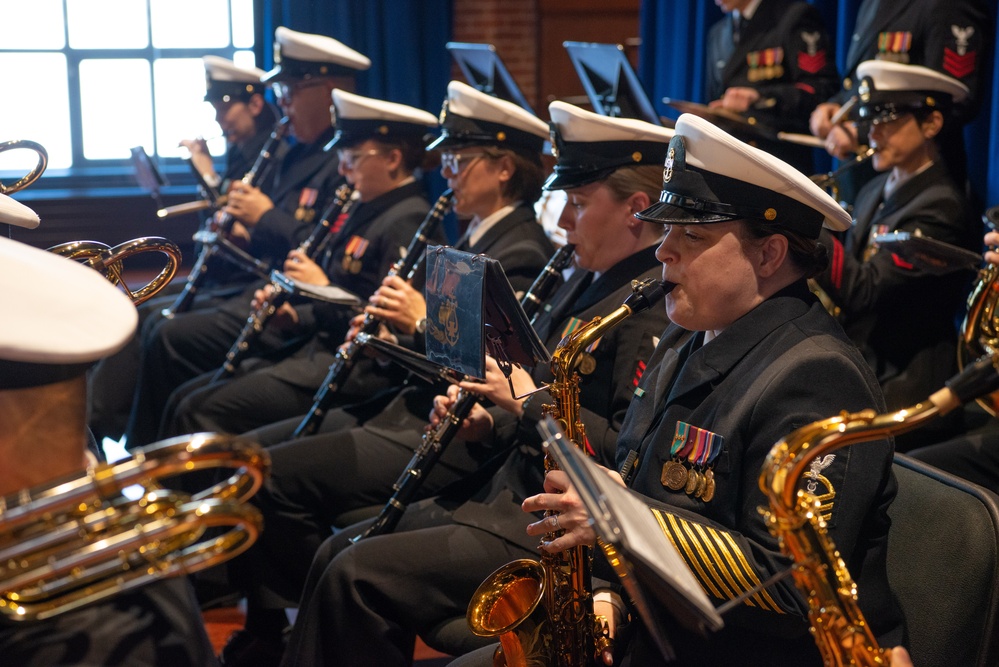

{"left": 578, "top": 352, "right": 596, "bottom": 375}
{"left": 661, "top": 461, "right": 688, "bottom": 491}
{"left": 294, "top": 207, "right": 305, "bottom": 221}
{"left": 350, "top": 258, "right": 362, "bottom": 274}
{"left": 702, "top": 469, "right": 716, "bottom": 502}
{"left": 694, "top": 469, "right": 708, "bottom": 498}
{"left": 341, "top": 255, "right": 351, "bottom": 271}
{"left": 684, "top": 469, "right": 700, "bottom": 495}
{"left": 302, "top": 208, "right": 315, "bottom": 223}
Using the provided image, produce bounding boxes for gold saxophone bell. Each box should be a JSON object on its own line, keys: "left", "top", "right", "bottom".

{"left": 0, "top": 432, "right": 269, "bottom": 622}
{"left": 47, "top": 236, "right": 182, "bottom": 305}
{"left": 0, "top": 139, "right": 48, "bottom": 194}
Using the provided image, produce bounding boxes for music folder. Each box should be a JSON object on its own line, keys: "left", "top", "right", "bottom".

{"left": 537, "top": 415, "right": 724, "bottom": 660}
{"left": 424, "top": 245, "right": 550, "bottom": 381}
{"left": 873, "top": 232, "right": 982, "bottom": 275}
{"left": 129, "top": 146, "right": 168, "bottom": 199}
{"left": 446, "top": 42, "right": 535, "bottom": 114}
{"left": 562, "top": 41, "right": 663, "bottom": 126}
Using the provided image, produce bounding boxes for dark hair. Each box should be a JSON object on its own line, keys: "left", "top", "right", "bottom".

{"left": 481, "top": 146, "right": 546, "bottom": 205}
{"left": 371, "top": 135, "right": 428, "bottom": 174}
{"left": 739, "top": 221, "right": 829, "bottom": 278}
{"left": 254, "top": 96, "right": 281, "bottom": 132}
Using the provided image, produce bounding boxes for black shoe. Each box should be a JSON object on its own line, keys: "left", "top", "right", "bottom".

{"left": 218, "top": 629, "right": 285, "bottom": 667}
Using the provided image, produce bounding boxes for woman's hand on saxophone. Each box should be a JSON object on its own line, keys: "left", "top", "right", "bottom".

{"left": 428, "top": 384, "right": 494, "bottom": 441}
{"left": 984, "top": 231, "right": 999, "bottom": 266}
{"left": 525, "top": 470, "right": 593, "bottom": 551}
{"left": 887, "top": 646, "right": 914, "bottom": 666}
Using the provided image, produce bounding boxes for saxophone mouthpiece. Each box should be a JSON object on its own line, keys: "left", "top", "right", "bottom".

{"left": 624, "top": 278, "right": 674, "bottom": 313}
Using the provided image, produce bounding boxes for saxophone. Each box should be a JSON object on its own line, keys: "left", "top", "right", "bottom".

{"left": 760, "top": 249, "right": 999, "bottom": 664}
{"left": 467, "top": 277, "right": 668, "bottom": 667}
{"left": 759, "top": 349, "right": 999, "bottom": 666}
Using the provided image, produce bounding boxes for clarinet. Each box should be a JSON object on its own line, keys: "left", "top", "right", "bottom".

{"left": 290, "top": 189, "right": 455, "bottom": 438}
{"left": 211, "top": 183, "right": 355, "bottom": 382}
{"left": 351, "top": 242, "right": 576, "bottom": 542}
{"left": 161, "top": 117, "right": 291, "bottom": 319}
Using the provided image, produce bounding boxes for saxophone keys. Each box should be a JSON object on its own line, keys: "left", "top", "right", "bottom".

{"left": 661, "top": 460, "right": 688, "bottom": 491}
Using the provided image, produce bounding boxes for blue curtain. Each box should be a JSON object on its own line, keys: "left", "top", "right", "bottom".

{"left": 255, "top": 0, "right": 455, "bottom": 236}
{"left": 638, "top": 0, "right": 998, "bottom": 209}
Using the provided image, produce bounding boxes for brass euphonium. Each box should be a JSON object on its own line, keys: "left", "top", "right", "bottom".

{"left": 957, "top": 222, "right": 999, "bottom": 415}
{"left": 0, "top": 139, "right": 48, "bottom": 194}
{"left": 48, "top": 236, "right": 182, "bottom": 305}
{"left": 467, "top": 278, "right": 668, "bottom": 667}
{"left": 0, "top": 432, "right": 270, "bottom": 622}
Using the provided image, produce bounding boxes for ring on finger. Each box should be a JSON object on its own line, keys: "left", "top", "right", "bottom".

{"left": 551, "top": 514, "right": 561, "bottom": 531}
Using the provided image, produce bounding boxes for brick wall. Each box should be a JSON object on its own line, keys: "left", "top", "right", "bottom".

{"left": 452, "top": 0, "right": 539, "bottom": 109}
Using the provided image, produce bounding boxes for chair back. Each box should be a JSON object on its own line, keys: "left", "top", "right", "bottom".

{"left": 888, "top": 454, "right": 999, "bottom": 667}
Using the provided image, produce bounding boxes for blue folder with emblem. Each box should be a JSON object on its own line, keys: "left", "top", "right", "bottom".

{"left": 424, "top": 245, "right": 550, "bottom": 381}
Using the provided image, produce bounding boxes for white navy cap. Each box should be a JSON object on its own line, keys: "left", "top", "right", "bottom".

{"left": 545, "top": 101, "right": 674, "bottom": 191}
{"left": 326, "top": 89, "right": 438, "bottom": 149}
{"left": 203, "top": 56, "right": 267, "bottom": 104}
{"left": 0, "top": 193, "right": 40, "bottom": 230}
{"left": 0, "top": 237, "right": 137, "bottom": 389}
{"left": 854, "top": 60, "right": 970, "bottom": 125}
{"left": 427, "top": 81, "right": 549, "bottom": 154}
{"left": 636, "top": 114, "right": 851, "bottom": 238}
{"left": 262, "top": 27, "right": 371, "bottom": 84}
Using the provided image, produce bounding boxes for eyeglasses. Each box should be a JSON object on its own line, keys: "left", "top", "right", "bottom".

{"left": 271, "top": 79, "right": 327, "bottom": 102}
{"left": 440, "top": 152, "right": 488, "bottom": 174}
{"left": 337, "top": 149, "right": 384, "bottom": 170}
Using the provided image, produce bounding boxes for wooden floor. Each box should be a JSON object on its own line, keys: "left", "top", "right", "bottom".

{"left": 202, "top": 605, "right": 452, "bottom": 665}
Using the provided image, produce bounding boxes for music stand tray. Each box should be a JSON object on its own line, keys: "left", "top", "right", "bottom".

{"left": 562, "top": 41, "right": 662, "bottom": 126}
{"left": 130, "top": 146, "right": 169, "bottom": 196}
{"left": 446, "top": 42, "right": 535, "bottom": 114}
{"left": 873, "top": 232, "right": 982, "bottom": 275}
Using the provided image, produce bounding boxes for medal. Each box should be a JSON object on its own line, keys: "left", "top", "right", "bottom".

{"left": 349, "top": 258, "right": 362, "bottom": 274}
{"left": 702, "top": 469, "right": 716, "bottom": 502}
{"left": 661, "top": 461, "right": 688, "bottom": 491}
{"left": 694, "top": 468, "right": 708, "bottom": 498}
{"left": 578, "top": 352, "right": 596, "bottom": 375}
{"left": 684, "top": 469, "right": 701, "bottom": 495}
{"left": 294, "top": 207, "right": 305, "bottom": 221}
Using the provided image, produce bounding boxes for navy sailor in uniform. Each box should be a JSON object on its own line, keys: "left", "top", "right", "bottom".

{"left": 508, "top": 113, "right": 904, "bottom": 666}
{"left": 274, "top": 100, "right": 676, "bottom": 667}
{"left": 163, "top": 89, "right": 440, "bottom": 438}
{"left": 811, "top": 60, "right": 979, "bottom": 450}
{"left": 125, "top": 27, "right": 371, "bottom": 449}
{"left": 0, "top": 223, "right": 216, "bottom": 667}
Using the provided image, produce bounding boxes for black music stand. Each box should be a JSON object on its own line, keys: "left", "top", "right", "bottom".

{"left": 129, "top": 146, "right": 168, "bottom": 208}
{"left": 424, "top": 245, "right": 549, "bottom": 381}
{"left": 563, "top": 41, "right": 663, "bottom": 126}
{"left": 446, "top": 42, "right": 535, "bottom": 114}
{"left": 873, "top": 232, "right": 982, "bottom": 276}
{"left": 538, "top": 415, "right": 724, "bottom": 662}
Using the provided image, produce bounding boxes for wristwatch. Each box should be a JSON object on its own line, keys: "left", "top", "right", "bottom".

{"left": 415, "top": 317, "right": 428, "bottom": 334}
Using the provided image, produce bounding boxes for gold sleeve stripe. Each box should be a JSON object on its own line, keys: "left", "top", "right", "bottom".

{"left": 650, "top": 507, "right": 784, "bottom": 613}
{"left": 651, "top": 509, "right": 726, "bottom": 599}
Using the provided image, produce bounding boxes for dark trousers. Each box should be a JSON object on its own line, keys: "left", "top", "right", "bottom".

{"left": 281, "top": 500, "right": 531, "bottom": 667}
